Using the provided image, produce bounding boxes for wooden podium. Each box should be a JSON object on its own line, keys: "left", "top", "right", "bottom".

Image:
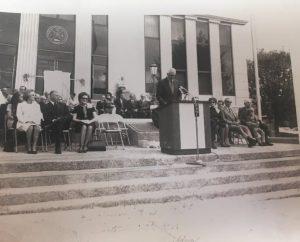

{"left": 159, "top": 101, "right": 211, "bottom": 155}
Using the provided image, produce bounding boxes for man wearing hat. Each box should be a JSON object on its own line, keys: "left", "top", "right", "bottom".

{"left": 223, "top": 98, "right": 257, "bottom": 147}
{"left": 156, "top": 68, "right": 181, "bottom": 106}
{"left": 238, "top": 99, "right": 273, "bottom": 146}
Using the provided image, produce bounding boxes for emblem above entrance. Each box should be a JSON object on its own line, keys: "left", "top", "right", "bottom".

{"left": 46, "top": 25, "right": 68, "bottom": 45}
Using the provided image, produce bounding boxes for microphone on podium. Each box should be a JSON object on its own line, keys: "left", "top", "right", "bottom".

{"left": 179, "top": 86, "right": 188, "bottom": 94}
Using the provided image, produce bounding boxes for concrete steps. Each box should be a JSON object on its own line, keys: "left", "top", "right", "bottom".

{"left": 0, "top": 165, "right": 200, "bottom": 188}
{"left": 1, "top": 176, "right": 300, "bottom": 215}
{"left": 0, "top": 154, "right": 300, "bottom": 215}
{"left": 0, "top": 147, "right": 300, "bottom": 174}
{"left": 1, "top": 156, "right": 299, "bottom": 189}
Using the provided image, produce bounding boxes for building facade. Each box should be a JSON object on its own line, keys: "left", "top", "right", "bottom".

{"left": 0, "top": 12, "right": 249, "bottom": 106}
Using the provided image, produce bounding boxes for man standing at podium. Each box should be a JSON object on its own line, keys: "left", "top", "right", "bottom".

{"left": 156, "top": 68, "right": 181, "bottom": 106}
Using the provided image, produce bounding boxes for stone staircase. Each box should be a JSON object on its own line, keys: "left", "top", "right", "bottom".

{"left": 1, "top": 151, "right": 300, "bottom": 215}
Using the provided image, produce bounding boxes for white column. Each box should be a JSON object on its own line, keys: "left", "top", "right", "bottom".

{"left": 209, "top": 20, "right": 222, "bottom": 100}
{"left": 15, "top": 13, "right": 39, "bottom": 90}
{"left": 74, "top": 14, "right": 92, "bottom": 96}
{"left": 231, "top": 24, "right": 250, "bottom": 107}
{"left": 108, "top": 14, "right": 145, "bottom": 97}
{"left": 159, "top": 15, "right": 172, "bottom": 79}
{"left": 185, "top": 17, "right": 199, "bottom": 95}
{"left": 290, "top": 48, "right": 300, "bottom": 143}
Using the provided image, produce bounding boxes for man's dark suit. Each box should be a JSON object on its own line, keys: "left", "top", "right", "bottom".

{"left": 114, "top": 97, "right": 127, "bottom": 117}
{"left": 43, "top": 102, "right": 72, "bottom": 153}
{"left": 238, "top": 106, "right": 272, "bottom": 144}
{"left": 238, "top": 107, "right": 249, "bottom": 125}
{"left": 125, "top": 99, "right": 139, "bottom": 118}
{"left": 156, "top": 77, "right": 181, "bottom": 106}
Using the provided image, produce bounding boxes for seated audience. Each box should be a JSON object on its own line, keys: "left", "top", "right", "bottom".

{"left": 209, "top": 98, "right": 230, "bottom": 149}
{"left": 96, "top": 96, "right": 105, "bottom": 115}
{"left": 239, "top": 99, "right": 273, "bottom": 146}
{"left": 39, "top": 96, "right": 47, "bottom": 114}
{"left": 72, "top": 92, "right": 97, "bottom": 153}
{"left": 4, "top": 92, "right": 23, "bottom": 152}
{"left": 138, "top": 94, "right": 151, "bottom": 118}
{"left": 19, "top": 86, "right": 27, "bottom": 95}
{"left": 126, "top": 94, "right": 138, "bottom": 118}
{"left": 16, "top": 90, "right": 43, "bottom": 154}
{"left": 0, "top": 87, "right": 9, "bottom": 105}
{"left": 43, "top": 90, "right": 72, "bottom": 154}
{"left": 67, "top": 92, "right": 78, "bottom": 111}
{"left": 245, "top": 108, "right": 267, "bottom": 145}
{"left": 0, "top": 88, "right": 8, "bottom": 130}
{"left": 7, "top": 92, "right": 23, "bottom": 129}
{"left": 44, "top": 92, "right": 50, "bottom": 103}
{"left": 223, "top": 98, "right": 257, "bottom": 147}
{"left": 103, "top": 92, "right": 115, "bottom": 114}
{"left": 114, "top": 92, "right": 127, "bottom": 117}
{"left": 217, "top": 100, "right": 231, "bottom": 147}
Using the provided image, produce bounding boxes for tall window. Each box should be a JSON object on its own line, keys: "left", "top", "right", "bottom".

{"left": 219, "top": 24, "right": 235, "bottom": 96}
{"left": 36, "top": 14, "right": 76, "bottom": 94}
{"left": 91, "top": 15, "right": 108, "bottom": 99}
{"left": 0, "top": 12, "right": 20, "bottom": 91}
{"left": 196, "top": 20, "right": 212, "bottom": 95}
{"left": 144, "top": 15, "right": 161, "bottom": 93}
{"left": 171, "top": 16, "right": 187, "bottom": 88}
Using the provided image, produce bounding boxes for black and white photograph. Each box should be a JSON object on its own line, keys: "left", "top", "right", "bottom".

{"left": 0, "top": 0, "right": 299, "bottom": 241}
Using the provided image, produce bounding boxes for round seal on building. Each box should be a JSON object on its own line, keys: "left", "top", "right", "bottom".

{"left": 46, "top": 25, "right": 68, "bottom": 45}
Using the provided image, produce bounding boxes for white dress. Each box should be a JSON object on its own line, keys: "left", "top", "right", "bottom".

{"left": 16, "top": 101, "right": 43, "bottom": 132}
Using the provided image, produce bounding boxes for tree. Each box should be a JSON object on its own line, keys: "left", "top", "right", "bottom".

{"left": 247, "top": 50, "right": 297, "bottom": 134}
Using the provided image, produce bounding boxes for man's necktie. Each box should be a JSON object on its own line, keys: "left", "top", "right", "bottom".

{"left": 170, "top": 80, "right": 174, "bottom": 94}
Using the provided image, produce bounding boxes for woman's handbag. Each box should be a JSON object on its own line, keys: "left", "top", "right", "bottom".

{"left": 87, "top": 140, "right": 106, "bottom": 151}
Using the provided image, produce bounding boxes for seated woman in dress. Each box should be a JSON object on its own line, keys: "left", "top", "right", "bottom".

{"left": 72, "top": 92, "right": 97, "bottom": 153}
{"left": 16, "top": 90, "right": 43, "bottom": 154}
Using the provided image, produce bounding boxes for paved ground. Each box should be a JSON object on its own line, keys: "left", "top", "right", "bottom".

{"left": 0, "top": 143, "right": 300, "bottom": 163}
{"left": 1, "top": 143, "right": 300, "bottom": 242}
{"left": 0, "top": 194, "right": 300, "bottom": 242}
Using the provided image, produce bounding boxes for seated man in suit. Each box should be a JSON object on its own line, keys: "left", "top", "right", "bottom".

{"left": 239, "top": 99, "right": 273, "bottom": 146}
{"left": 43, "top": 90, "right": 72, "bottom": 154}
{"left": 223, "top": 98, "right": 257, "bottom": 147}
{"left": 156, "top": 68, "right": 181, "bottom": 106}
{"left": 125, "top": 94, "right": 139, "bottom": 118}
{"left": 137, "top": 94, "right": 151, "bottom": 118}
{"left": 114, "top": 92, "right": 127, "bottom": 117}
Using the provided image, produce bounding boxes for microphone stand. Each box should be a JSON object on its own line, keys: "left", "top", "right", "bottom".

{"left": 180, "top": 91, "right": 205, "bottom": 167}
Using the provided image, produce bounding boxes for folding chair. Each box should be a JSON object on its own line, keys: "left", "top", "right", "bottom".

{"left": 95, "top": 120, "right": 109, "bottom": 145}
{"left": 112, "top": 114, "right": 130, "bottom": 145}
{"left": 62, "top": 128, "right": 72, "bottom": 151}
{"left": 96, "top": 114, "right": 124, "bottom": 149}
{"left": 13, "top": 126, "right": 45, "bottom": 153}
{"left": 44, "top": 125, "right": 72, "bottom": 151}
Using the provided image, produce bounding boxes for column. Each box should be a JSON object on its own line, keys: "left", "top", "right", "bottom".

{"left": 74, "top": 14, "right": 92, "bottom": 96}
{"left": 290, "top": 47, "right": 300, "bottom": 143}
{"left": 15, "top": 13, "right": 39, "bottom": 90}
{"left": 108, "top": 14, "right": 145, "bottom": 96}
{"left": 159, "top": 15, "right": 172, "bottom": 79}
{"left": 185, "top": 17, "right": 199, "bottom": 96}
{"left": 231, "top": 24, "right": 250, "bottom": 106}
{"left": 209, "top": 20, "right": 223, "bottom": 100}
